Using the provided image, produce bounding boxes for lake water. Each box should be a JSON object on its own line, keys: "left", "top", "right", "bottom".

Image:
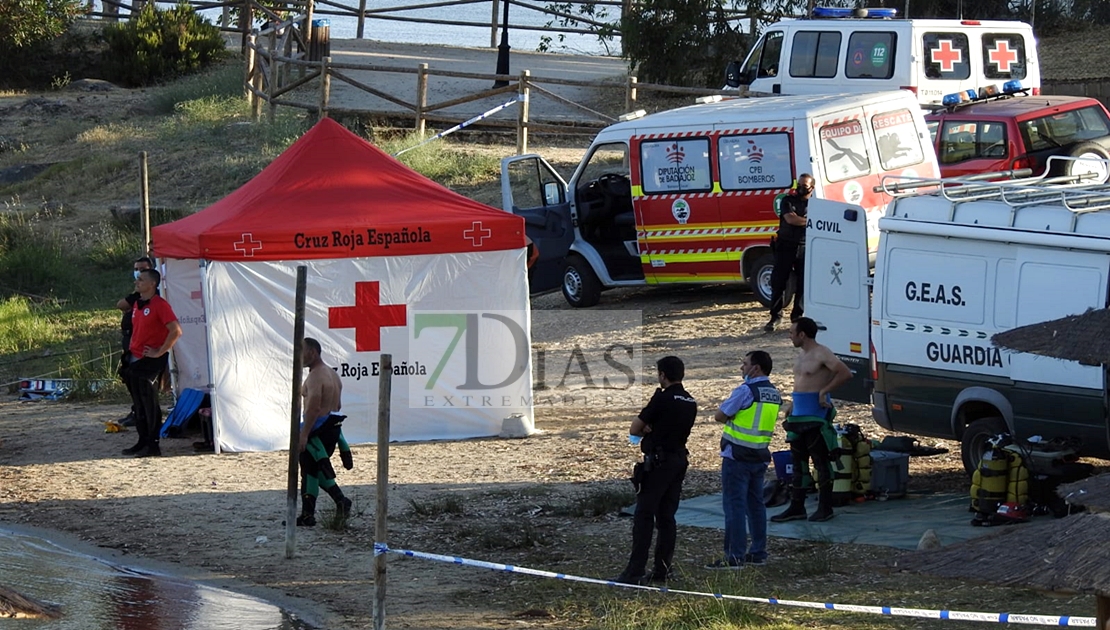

{"left": 90, "top": 0, "right": 622, "bottom": 55}
{"left": 0, "top": 527, "right": 315, "bottom": 630}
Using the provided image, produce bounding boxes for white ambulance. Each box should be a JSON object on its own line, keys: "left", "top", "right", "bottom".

{"left": 726, "top": 7, "right": 1040, "bottom": 107}
{"left": 804, "top": 176, "right": 1110, "bottom": 474}
{"left": 502, "top": 90, "right": 938, "bottom": 308}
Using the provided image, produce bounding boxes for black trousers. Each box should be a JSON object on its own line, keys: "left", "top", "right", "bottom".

{"left": 128, "top": 355, "right": 167, "bottom": 448}
{"left": 789, "top": 424, "right": 832, "bottom": 502}
{"left": 117, "top": 350, "right": 137, "bottom": 415}
{"left": 624, "top": 454, "right": 688, "bottom": 577}
{"left": 769, "top": 240, "right": 804, "bottom": 320}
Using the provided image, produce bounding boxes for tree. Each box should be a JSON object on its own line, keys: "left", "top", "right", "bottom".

{"left": 0, "top": 0, "right": 87, "bottom": 48}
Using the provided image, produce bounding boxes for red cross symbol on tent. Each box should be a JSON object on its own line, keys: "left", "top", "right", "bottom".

{"left": 989, "top": 40, "right": 1018, "bottom": 73}
{"left": 328, "top": 281, "right": 407, "bottom": 352}
{"left": 464, "top": 221, "right": 491, "bottom": 247}
{"left": 234, "top": 233, "right": 263, "bottom": 257}
{"left": 930, "top": 40, "right": 962, "bottom": 73}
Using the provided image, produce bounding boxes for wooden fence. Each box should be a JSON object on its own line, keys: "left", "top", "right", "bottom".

{"left": 244, "top": 15, "right": 736, "bottom": 153}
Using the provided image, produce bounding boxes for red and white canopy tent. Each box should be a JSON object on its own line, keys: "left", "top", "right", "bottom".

{"left": 152, "top": 118, "right": 533, "bottom": 452}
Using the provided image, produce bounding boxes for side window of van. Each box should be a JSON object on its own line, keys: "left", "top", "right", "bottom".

{"left": 872, "top": 109, "right": 925, "bottom": 170}
{"left": 640, "top": 138, "right": 713, "bottom": 194}
{"left": 982, "top": 34, "right": 1026, "bottom": 80}
{"left": 718, "top": 133, "right": 793, "bottom": 191}
{"left": 790, "top": 31, "right": 841, "bottom": 78}
{"left": 819, "top": 120, "right": 871, "bottom": 182}
{"left": 759, "top": 31, "right": 784, "bottom": 78}
{"left": 845, "top": 32, "right": 895, "bottom": 79}
{"left": 922, "top": 32, "right": 970, "bottom": 80}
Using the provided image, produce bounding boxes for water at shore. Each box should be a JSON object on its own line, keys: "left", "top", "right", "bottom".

{"left": 0, "top": 527, "right": 315, "bottom": 629}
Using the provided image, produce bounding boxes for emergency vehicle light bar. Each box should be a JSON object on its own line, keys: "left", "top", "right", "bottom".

{"left": 811, "top": 6, "right": 897, "bottom": 19}
{"left": 940, "top": 81, "right": 1027, "bottom": 107}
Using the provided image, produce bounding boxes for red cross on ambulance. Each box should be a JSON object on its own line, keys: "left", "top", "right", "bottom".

{"left": 328, "top": 281, "right": 407, "bottom": 352}
{"left": 930, "top": 40, "right": 962, "bottom": 73}
{"left": 988, "top": 40, "right": 1018, "bottom": 73}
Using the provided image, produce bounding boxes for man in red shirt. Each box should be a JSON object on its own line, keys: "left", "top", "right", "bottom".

{"left": 123, "top": 268, "right": 182, "bottom": 458}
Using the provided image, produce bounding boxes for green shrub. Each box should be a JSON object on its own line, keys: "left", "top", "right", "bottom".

{"left": 102, "top": 2, "right": 226, "bottom": 87}
{"left": 0, "top": 0, "right": 87, "bottom": 48}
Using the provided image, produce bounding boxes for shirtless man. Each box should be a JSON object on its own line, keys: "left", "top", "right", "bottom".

{"left": 297, "top": 338, "right": 353, "bottom": 526}
{"left": 770, "top": 317, "right": 852, "bottom": 523}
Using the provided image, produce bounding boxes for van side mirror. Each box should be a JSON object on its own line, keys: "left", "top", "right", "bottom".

{"left": 543, "top": 181, "right": 563, "bottom": 206}
{"left": 844, "top": 209, "right": 859, "bottom": 222}
{"left": 725, "top": 61, "right": 742, "bottom": 88}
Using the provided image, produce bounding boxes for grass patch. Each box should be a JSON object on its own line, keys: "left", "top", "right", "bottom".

{"left": 376, "top": 132, "right": 501, "bottom": 187}
{"left": 407, "top": 495, "right": 465, "bottom": 517}
{"left": 475, "top": 520, "right": 548, "bottom": 550}
{"left": 544, "top": 486, "right": 635, "bottom": 517}
{"left": 146, "top": 60, "right": 244, "bottom": 115}
{"left": 0, "top": 296, "right": 63, "bottom": 354}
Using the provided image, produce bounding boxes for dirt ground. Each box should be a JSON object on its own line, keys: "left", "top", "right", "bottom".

{"left": 0, "top": 283, "right": 977, "bottom": 629}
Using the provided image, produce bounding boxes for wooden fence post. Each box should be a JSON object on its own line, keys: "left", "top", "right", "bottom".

{"left": 489, "top": 0, "right": 499, "bottom": 48}
{"left": 415, "top": 63, "right": 429, "bottom": 137}
{"left": 305, "top": 0, "right": 315, "bottom": 65}
{"left": 517, "top": 70, "right": 530, "bottom": 155}
{"left": 318, "top": 56, "right": 332, "bottom": 120}
{"left": 240, "top": 0, "right": 251, "bottom": 54}
{"left": 244, "top": 32, "right": 257, "bottom": 102}
{"left": 268, "top": 29, "right": 279, "bottom": 123}
{"left": 625, "top": 74, "right": 638, "bottom": 113}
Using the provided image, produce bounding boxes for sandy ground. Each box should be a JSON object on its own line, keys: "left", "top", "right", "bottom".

{"left": 0, "top": 285, "right": 975, "bottom": 628}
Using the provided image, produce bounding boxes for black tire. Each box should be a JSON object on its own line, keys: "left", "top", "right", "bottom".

{"left": 1062, "top": 141, "right": 1110, "bottom": 184}
{"left": 748, "top": 252, "right": 794, "bottom": 308}
{"left": 960, "top": 416, "right": 1007, "bottom": 476}
{"left": 562, "top": 254, "right": 602, "bottom": 308}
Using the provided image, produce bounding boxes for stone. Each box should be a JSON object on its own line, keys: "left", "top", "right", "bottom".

{"left": 499, "top": 413, "right": 535, "bottom": 439}
{"left": 916, "top": 528, "right": 942, "bottom": 551}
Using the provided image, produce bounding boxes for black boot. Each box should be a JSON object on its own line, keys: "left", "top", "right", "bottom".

{"left": 324, "top": 485, "right": 352, "bottom": 518}
{"left": 770, "top": 500, "right": 808, "bottom": 522}
{"left": 297, "top": 494, "right": 317, "bottom": 527}
{"left": 808, "top": 487, "right": 835, "bottom": 522}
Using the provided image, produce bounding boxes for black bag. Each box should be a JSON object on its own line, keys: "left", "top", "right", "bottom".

{"left": 763, "top": 478, "right": 789, "bottom": 507}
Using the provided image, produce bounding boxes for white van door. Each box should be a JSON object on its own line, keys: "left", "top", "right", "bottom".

{"left": 500, "top": 155, "right": 574, "bottom": 294}
{"left": 803, "top": 198, "right": 872, "bottom": 403}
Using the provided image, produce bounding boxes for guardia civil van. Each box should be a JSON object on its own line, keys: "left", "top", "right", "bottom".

{"left": 804, "top": 174, "right": 1110, "bottom": 474}
{"left": 502, "top": 90, "right": 938, "bottom": 308}
{"left": 726, "top": 7, "right": 1040, "bottom": 107}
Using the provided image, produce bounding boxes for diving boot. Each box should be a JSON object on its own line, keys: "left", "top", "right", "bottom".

{"left": 770, "top": 501, "right": 808, "bottom": 523}
{"left": 297, "top": 494, "right": 317, "bottom": 527}
{"left": 808, "top": 488, "right": 835, "bottom": 522}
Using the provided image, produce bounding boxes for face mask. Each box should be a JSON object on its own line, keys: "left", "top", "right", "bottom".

{"left": 133, "top": 270, "right": 141, "bottom": 280}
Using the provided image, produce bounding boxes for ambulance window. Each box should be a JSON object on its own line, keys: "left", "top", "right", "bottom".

{"left": 982, "top": 34, "right": 1026, "bottom": 80}
{"left": 759, "top": 31, "right": 784, "bottom": 78}
{"left": 845, "top": 32, "right": 895, "bottom": 79}
{"left": 790, "top": 31, "right": 841, "bottom": 78}
{"left": 639, "top": 138, "right": 712, "bottom": 194}
{"left": 922, "top": 33, "right": 970, "bottom": 80}
{"left": 820, "top": 120, "right": 871, "bottom": 182}
{"left": 872, "top": 109, "right": 925, "bottom": 170}
{"left": 579, "top": 143, "right": 629, "bottom": 186}
{"left": 718, "top": 133, "right": 793, "bottom": 191}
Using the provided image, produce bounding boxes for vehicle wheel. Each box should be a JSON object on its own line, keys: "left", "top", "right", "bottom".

{"left": 562, "top": 254, "right": 601, "bottom": 308}
{"left": 1063, "top": 141, "right": 1110, "bottom": 184}
{"left": 748, "top": 252, "right": 794, "bottom": 308}
{"left": 960, "top": 416, "right": 1007, "bottom": 476}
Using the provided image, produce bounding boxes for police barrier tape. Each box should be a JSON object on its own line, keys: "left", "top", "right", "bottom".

{"left": 372, "top": 543, "right": 1095, "bottom": 627}
{"left": 391, "top": 96, "right": 522, "bottom": 158}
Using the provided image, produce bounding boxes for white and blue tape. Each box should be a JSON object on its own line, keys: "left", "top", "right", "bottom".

{"left": 391, "top": 96, "right": 521, "bottom": 157}
{"left": 373, "top": 543, "right": 1095, "bottom": 627}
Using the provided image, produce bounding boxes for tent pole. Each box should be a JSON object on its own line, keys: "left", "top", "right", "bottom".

{"left": 285, "top": 265, "right": 308, "bottom": 559}
{"left": 374, "top": 354, "right": 392, "bottom": 630}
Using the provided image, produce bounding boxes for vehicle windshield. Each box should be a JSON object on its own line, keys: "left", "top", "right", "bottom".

{"left": 1021, "top": 106, "right": 1110, "bottom": 151}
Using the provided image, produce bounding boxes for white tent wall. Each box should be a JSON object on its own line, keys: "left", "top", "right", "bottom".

{"left": 162, "top": 258, "right": 211, "bottom": 392}
{"left": 204, "top": 250, "right": 533, "bottom": 452}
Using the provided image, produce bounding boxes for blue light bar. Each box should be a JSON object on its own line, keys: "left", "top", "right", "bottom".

{"left": 942, "top": 93, "right": 962, "bottom": 106}
{"left": 1002, "top": 80, "right": 1024, "bottom": 94}
{"left": 866, "top": 8, "right": 898, "bottom": 18}
{"left": 812, "top": 7, "right": 853, "bottom": 18}
{"left": 812, "top": 6, "right": 898, "bottom": 18}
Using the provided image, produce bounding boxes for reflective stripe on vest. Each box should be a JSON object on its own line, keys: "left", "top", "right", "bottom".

{"left": 723, "top": 381, "right": 781, "bottom": 449}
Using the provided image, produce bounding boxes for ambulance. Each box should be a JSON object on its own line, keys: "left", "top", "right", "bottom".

{"left": 501, "top": 90, "right": 938, "bottom": 308}
{"left": 725, "top": 7, "right": 1040, "bottom": 107}
{"left": 804, "top": 175, "right": 1110, "bottom": 475}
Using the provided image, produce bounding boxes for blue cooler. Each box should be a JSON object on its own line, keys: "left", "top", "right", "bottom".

{"left": 772, "top": 450, "right": 793, "bottom": 481}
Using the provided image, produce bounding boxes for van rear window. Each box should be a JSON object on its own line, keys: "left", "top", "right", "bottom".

{"left": 790, "top": 31, "right": 841, "bottom": 78}
{"left": 639, "top": 138, "right": 713, "bottom": 194}
{"left": 820, "top": 120, "right": 871, "bottom": 182}
{"left": 922, "top": 33, "right": 970, "bottom": 80}
{"left": 718, "top": 133, "right": 793, "bottom": 191}
{"left": 872, "top": 109, "right": 925, "bottom": 170}
{"left": 982, "top": 34, "right": 1026, "bottom": 80}
{"left": 845, "top": 32, "right": 895, "bottom": 79}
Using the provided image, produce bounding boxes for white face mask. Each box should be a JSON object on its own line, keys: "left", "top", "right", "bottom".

{"left": 133, "top": 270, "right": 141, "bottom": 280}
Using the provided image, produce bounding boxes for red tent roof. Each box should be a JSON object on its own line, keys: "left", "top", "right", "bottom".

{"left": 152, "top": 118, "right": 524, "bottom": 261}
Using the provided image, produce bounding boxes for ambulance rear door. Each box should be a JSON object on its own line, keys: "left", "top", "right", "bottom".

{"left": 804, "top": 198, "right": 872, "bottom": 404}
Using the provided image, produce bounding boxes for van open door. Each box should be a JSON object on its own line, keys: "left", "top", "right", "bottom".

{"left": 501, "top": 155, "right": 574, "bottom": 295}
{"left": 804, "top": 199, "right": 872, "bottom": 404}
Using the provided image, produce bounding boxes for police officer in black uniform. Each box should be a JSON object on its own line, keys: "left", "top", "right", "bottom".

{"left": 613, "top": 356, "right": 698, "bottom": 586}
{"left": 766, "top": 173, "right": 815, "bottom": 332}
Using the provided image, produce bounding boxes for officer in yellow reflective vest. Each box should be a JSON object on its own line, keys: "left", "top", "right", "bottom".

{"left": 706, "top": 350, "right": 782, "bottom": 569}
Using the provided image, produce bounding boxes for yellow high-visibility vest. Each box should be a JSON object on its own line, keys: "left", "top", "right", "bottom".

{"left": 723, "top": 380, "right": 781, "bottom": 449}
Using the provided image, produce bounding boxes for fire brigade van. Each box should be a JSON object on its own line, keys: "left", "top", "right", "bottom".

{"left": 501, "top": 90, "right": 939, "bottom": 308}
{"left": 725, "top": 7, "right": 1040, "bottom": 107}
{"left": 804, "top": 176, "right": 1110, "bottom": 475}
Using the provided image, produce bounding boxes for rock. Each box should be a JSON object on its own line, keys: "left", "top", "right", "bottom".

{"left": 0, "top": 163, "right": 55, "bottom": 187}
{"left": 916, "top": 528, "right": 942, "bottom": 551}
{"left": 0, "top": 585, "right": 62, "bottom": 620}
{"left": 19, "top": 98, "right": 68, "bottom": 115}
{"left": 68, "top": 78, "right": 119, "bottom": 92}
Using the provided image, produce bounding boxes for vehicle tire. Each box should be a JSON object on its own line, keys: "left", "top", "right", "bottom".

{"left": 562, "top": 254, "right": 601, "bottom": 308}
{"left": 748, "top": 252, "right": 794, "bottom": 308}
{"left": 960, "top": 416, "right": 1007, "bottom": 476}
{"left": 1063, "top": 141, "right": 1110, "bottom": 184}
